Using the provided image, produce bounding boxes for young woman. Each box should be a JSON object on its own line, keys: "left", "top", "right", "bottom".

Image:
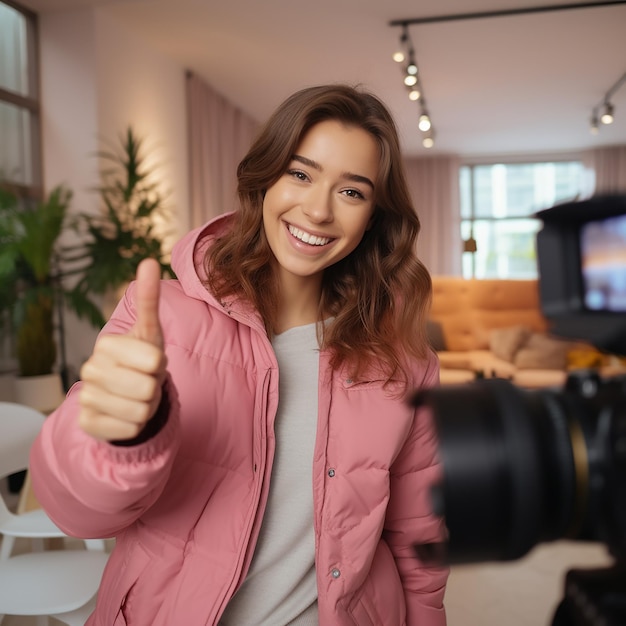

{"left": 30, "top": 84, "right": 448, "bottom": 625}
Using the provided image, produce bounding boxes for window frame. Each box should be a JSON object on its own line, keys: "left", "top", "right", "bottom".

{"left": 460, "top": 157, "right": 584, "bottom": 279}
{"left": 0, "top": 0, "right": 42, "bottom": 199}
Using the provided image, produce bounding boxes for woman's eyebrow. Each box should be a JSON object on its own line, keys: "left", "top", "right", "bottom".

{"left": 292, "top": 154, "right": 375, "bottom": 190}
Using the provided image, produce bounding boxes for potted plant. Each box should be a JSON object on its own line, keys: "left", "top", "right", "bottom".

{"left": 0, "top": 127, "right": 174, "bottom": 408}
{"left": 66, "top": 126, "right": 174, "bottom": 312}
{"left": 0, "top": 184, "right": 104, "bottom": 411}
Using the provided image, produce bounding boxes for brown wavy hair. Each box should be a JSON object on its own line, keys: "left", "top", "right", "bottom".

{"left": 206, "top": 84, "right": 432, "bottom": 387}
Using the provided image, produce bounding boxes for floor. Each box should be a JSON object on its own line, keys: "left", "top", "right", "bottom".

{"left": 444, "top": 540, "right": 612, "bottom": 625}
{"left": 1, "top": 478, "right": 614, "bottom": 626}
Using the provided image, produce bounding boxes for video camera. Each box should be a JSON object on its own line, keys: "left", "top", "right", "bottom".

{"left": 412, "top": 195, "right": 626, "bottom": 625}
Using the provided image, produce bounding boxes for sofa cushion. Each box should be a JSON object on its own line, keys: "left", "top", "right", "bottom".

{"left": 514, "top": 333, "right": 573, "bottom": 370}
{"left": 464, "top": 350, "right": 517, "bottom": 378}
{"left": 489, "top": 325, "right": 531, "bottom": 362}
{"left": 437, "top": 351, "right": 472, "bottom": 370}
{"left": 439, "top": 369, "right": 476, "bottom": 385}
{"left": 512, "top": 369, "right": 568, "bottom": 389}
{"left": 438, "top": 350, "right": 517, "bottom": 378}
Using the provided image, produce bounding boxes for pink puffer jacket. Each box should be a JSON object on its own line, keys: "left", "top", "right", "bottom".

{"left": 30, "top": 213, "right": 448, "bottom": 625}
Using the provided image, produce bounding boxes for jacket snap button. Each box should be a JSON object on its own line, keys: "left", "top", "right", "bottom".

{"left": 345, "top": 379, "right": 353, "bottom": 385}
{"left": 328, "top": 468, "right": 335, "bottom": 477}
{"left": 331, "top": 568, "right": 341, "bottom": 579}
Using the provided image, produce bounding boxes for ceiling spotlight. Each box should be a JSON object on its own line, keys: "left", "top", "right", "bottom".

{"left": 408, "top": 88, "right": 421, "bottom": 101}
{"left": 587, "top": 73, "right": 625, "bottom": 134}
{"left": 393, "top": 25, "right": 408, "bottom": 63}
{"left": 422, "top": 128, "right": 435, "bottom": 148}
{"left": 392, "top": 23, "right": 437, "bottom": 146}
{"left": 600, "top": 102, "right": 614, "bottom": 125}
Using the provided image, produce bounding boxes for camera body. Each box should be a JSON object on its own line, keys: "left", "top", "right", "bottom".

{"left": 536, "top": 195, "right": 626, "bottom": 355}
{"left": 412, "top": 195, "right": 626, "bottom": 625}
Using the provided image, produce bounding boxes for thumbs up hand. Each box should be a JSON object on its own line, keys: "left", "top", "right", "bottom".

{"left": 130, "top": 257, "right": 164, "bottom": 349}
{"left": 78, "top": 259, "right": 168, "bottom": 441}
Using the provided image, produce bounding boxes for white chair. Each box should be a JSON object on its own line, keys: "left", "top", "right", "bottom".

{"left": 0, "top": 401, "right": 104, "bottom": 559}
{"left": 0, "top": 546, "right": 110, "bottom": 625}
{"left": 0, "top": 401, "right": 110, "bottom": 625}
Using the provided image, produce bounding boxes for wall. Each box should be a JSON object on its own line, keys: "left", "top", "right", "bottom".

{"left": 38, "top": 6, "right": 189, "bottom": 377}
{"left": 94, "top": 9, "right": 190, "bottom": 241}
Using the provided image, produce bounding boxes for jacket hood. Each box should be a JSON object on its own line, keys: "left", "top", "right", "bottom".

{"left": 171, "top": 212, "right": 236, "bottom": 307}
{"left": 170, "top": 212, "right": 265, "bottom": 332}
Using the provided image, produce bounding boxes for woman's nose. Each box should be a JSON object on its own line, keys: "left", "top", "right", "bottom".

{"left": 302, "top": 187, "right": 333, "bottom": 223}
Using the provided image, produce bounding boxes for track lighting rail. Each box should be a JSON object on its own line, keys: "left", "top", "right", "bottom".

{"left": 390, "top": 1, "right": 626, "bottom": 147}
{"left": 389, "top": 1, "right": 626, "bottom": 27}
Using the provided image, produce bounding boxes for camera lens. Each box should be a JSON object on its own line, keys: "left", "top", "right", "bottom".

{"left": 412, "top": 377, "right": 589, "bottom": 564}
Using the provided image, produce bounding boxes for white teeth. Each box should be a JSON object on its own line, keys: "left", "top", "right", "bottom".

{"left": 288, "top": 224, "right": 331, "bottom": 246}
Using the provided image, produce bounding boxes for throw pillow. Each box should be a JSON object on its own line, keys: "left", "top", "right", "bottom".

{"left": 426, "top": 319, "right": 447, "bottom": 351}
{"left": 514, "top": 333, "right": 572, "bottom": 370}
{"left": 489, "top": 325, "right": 531, "bottom": 362}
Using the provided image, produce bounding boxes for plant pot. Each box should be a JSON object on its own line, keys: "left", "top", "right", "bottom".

{"left": 13, "top": 373, "right": 65, "bottom": 414}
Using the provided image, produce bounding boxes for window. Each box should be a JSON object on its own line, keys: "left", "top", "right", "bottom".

{"left": 0, "top": 1, "right": 41, "bottom": 196}
{"left": 460, "top": 161, "right": 584, "bottom": 279}
{"left": 0, "top": 1, "right": 40, "bottom": 372}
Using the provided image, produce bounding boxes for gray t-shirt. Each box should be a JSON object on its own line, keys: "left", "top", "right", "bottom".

{"left": 220, "top": 322, "right": 320, "bottom": 626}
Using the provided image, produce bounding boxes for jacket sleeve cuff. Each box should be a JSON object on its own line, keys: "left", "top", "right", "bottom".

{"left": 109, "top": 383, "right": 171, "bottom": 447}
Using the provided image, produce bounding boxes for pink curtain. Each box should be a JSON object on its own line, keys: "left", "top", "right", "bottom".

{"left": 583, "top": 145, "right": 626, "bottom": 193}
{"left": 186, "top": 72, "right": 260, "bottom": 227}
{"left": 403, "top": 155, "right": 462, "bottom": 276}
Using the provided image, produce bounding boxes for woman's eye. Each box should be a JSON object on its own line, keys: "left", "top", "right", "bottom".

{"left": 287, "top": 169, "right": 308, "bottom": 181}
{"left": 344, "top": 189, "right": 366, "bottom": 200}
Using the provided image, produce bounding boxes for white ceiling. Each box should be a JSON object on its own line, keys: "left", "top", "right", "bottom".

{"left": 22, "top": 0, "right": 626, "bottom": 157}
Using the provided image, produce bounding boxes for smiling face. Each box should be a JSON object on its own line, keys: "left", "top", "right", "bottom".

{"left": 262, "top": 119, "right": 380, "bottom": 300}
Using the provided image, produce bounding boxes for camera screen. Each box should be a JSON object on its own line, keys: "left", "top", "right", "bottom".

{"left": 580, "top": 214, "right": 626, "bottom": 311}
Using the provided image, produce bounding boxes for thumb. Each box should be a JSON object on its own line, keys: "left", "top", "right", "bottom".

{"left": 132, "top": 258, "right": 164, "bottom": 348}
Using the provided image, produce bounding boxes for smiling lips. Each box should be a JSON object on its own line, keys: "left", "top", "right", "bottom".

{"left": 287, "top": 223, "right": 333, "bottom": 247}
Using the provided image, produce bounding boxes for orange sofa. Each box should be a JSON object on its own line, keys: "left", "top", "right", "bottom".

{"left": 429, "top": 277, "right": 578, "bottom": 388}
